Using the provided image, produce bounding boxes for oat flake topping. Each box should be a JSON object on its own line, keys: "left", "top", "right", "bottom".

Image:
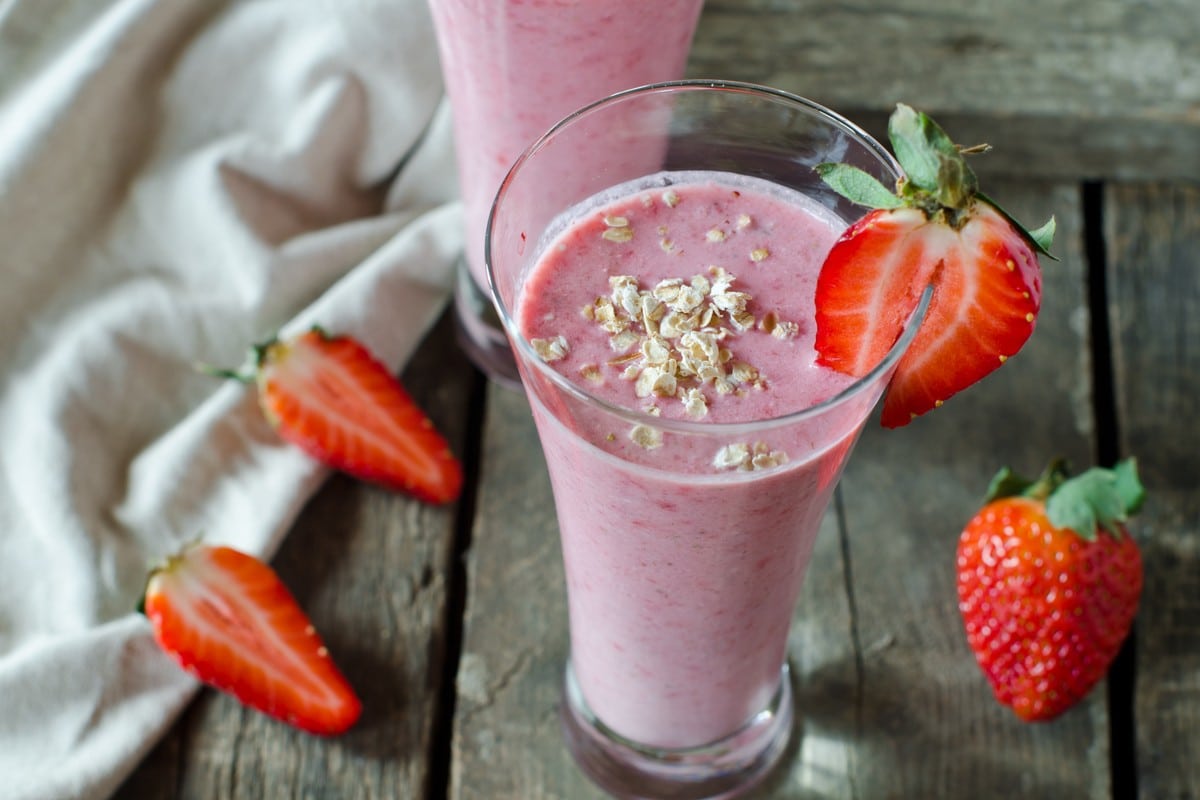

{"left": 531, "top": 335, "right": 569, "bottom": 362}
{"left": 601, "top": 214, "right": 634, "bottom": 243}
{"left": 713, "top": 441, "right": 789, "bottom": 471}
{"left": 630, "top": 424, "right": 664, "bottom": 450}
{"left": 576, "top": 265, "right": 785, "bottom": 419}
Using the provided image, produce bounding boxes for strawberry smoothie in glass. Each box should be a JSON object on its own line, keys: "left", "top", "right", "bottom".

{"left": 487, "top": 82, "right": 930, "bottom": 799}
{"left": 426, "top": 0, "right": 705, "bottom": 386}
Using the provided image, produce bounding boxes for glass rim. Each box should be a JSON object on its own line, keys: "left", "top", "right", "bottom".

{"left": 485, "top": 79, "right": 927, "bottom": 436}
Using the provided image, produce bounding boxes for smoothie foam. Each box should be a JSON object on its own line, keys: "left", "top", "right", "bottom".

{"left": 517, "top": 171, "right": 874, "bottom": 747}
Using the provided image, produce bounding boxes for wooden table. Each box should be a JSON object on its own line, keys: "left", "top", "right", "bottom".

{"left": 119, "top": 1, "right": 1199, "bottom": 797}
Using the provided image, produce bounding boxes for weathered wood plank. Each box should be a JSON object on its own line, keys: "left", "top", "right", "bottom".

{"left": 115, "top": 310, "right": 474, "bottom": 799}
{"left": 757, "top": 181, "right": 1106, "bottom": 797}
{"left": 1105, "top": 182, "right": 1200, "bottom": 800}
{"left": 449, "top": 382, "right": 605, "bottom": 800}
{"left": 689, "top": 0, "right": 1200, "bottom": 181}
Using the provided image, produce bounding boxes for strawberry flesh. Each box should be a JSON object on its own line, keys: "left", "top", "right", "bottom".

{"left": 814, "top": 208, "right": 934, "bottom": 376}
{"left": 143, "top": 544, "right": 362, "bottom": 736}
{"left": 815, "top": 201, "right": 1043, "bottom": 427}
{"left": 258, "top": 330, "right": 462, "bottom": 504}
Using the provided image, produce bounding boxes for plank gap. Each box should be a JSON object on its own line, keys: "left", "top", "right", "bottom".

{"left": 833, "top": 485, "right": 866, "bottom": 762}
{"left": 1082, "top": 180, "right": 1137, "bottom": 799}
{"left": 425, "top": 367, "right": 489, "bottom": 800}
{"left": 1083, "top": 181, "right": 1121, "bottom": 467}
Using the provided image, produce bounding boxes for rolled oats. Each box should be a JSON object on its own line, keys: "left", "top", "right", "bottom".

{"left": 531, "top": 335, "right": 569, "bottom": 362}
{"left": 713, "top": 441, "right": 788, "bottom": 471}
{"left": 630, "top": 424, "right": 663, "bottom": 449}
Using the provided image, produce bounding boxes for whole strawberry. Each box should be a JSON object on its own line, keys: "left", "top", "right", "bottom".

{"left": 956, "top": 459, "right": 1145, "bottom": 721}
{"left": 814, "top": 104, "right": 1056, "bottom": 427}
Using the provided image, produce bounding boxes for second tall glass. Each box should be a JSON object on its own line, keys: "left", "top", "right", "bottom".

{"left": 427, "top": 0, "right": 705, "bottom": 385}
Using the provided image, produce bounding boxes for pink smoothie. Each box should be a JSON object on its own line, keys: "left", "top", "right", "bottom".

{"left": 427, "top": 0, "right": 705, "bottom": 292}
{"left": 517, "top": 172, "right": 880, "bottom": 748}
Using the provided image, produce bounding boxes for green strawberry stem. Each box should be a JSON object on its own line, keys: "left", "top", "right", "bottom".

{"left": 194, "top": 340, "right": 277, "bottom": 383}
{"left": 815, "top": 103, "right": 1057, "bottom": 258}
{"left": 195, "top": 327, "right": 332, "bottom": 383}
{"left": 985, "top": 458, "right": 1146, "bottom": 541}
{"left": 196, "top": 362, "right": 254, "bottom": 383}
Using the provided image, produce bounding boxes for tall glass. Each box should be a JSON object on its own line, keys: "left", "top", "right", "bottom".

{"left": 427, "top": 0, "right": 705, "bottom": 386}
{"left": 487, "top": 82, "right": 929, "bottom": 799}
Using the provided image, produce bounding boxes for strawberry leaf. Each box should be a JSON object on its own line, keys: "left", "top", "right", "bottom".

{"left": 984, "top": 466, "right": 1036, "bottom": 502}
{"left": 888, "top": 104, "right": 946, "bottom": 193}
{"left": 888, "top": 103, "right": 977, "bottom": 208}
{"left": 977, "top": 192, "right": 1058, "bottom": 260}
{"left": 986, "top": 458, "right": 1068, "bottom": 503}
{"left": 1026, "top": 216, "right": 1058, "bottom": 256}
{"left": 1046, "top": 458, "right": 1145, "bottom": 540}
{"left": 1112, "top": 458, "right": 1147, "bottom": 515}
{"left": 815, "top": 163, "right": 903, "bottom": 209}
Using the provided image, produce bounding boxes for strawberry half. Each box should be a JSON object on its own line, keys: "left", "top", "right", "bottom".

{"left": 212, "top": 328, "right": 462, "bottom": 504}
{"left": 141, "top": 543, "right": 362, "bottom": 735}
{"left": 814, "top": 104, "right": 1056, "bottom": 427}
{"left": 956, "top": 459, "right": 1144, "bottom": 721}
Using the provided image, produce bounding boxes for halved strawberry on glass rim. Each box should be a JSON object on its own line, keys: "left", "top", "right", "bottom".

{"left": 814, "top": 104, "right": 1056, "bottom": 428}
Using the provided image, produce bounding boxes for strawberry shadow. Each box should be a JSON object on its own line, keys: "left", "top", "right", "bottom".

{"left": 768, "top": 651, "right": 1105, "bottom": 798}
{"left": 273, "top": 468, "right": 458, "bottom": 769}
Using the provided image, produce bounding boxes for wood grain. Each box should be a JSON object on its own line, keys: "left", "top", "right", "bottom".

{"left": 449, "top": 382, "right": 604, "bottom": 800}
{"left": 689, "top": 0, "right": 1200, "bottom": 181}
{"left": 1106, "top": 182, "right": 1200, "bottom": 799}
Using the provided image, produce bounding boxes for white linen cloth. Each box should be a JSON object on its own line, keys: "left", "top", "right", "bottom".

{"left": 0, "top": 1, "right": 461, "bottom": 797}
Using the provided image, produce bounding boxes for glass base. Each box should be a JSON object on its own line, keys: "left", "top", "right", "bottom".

{"left": 453, "top": 256, "right": 523, "bottom": 390}
{"left": 561, "top": 661, "right": 794, "bottom": 800}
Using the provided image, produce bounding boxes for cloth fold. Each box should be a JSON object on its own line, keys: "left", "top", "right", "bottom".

{"left": 0, "top": 1, "right": 461, "bottom": 797}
